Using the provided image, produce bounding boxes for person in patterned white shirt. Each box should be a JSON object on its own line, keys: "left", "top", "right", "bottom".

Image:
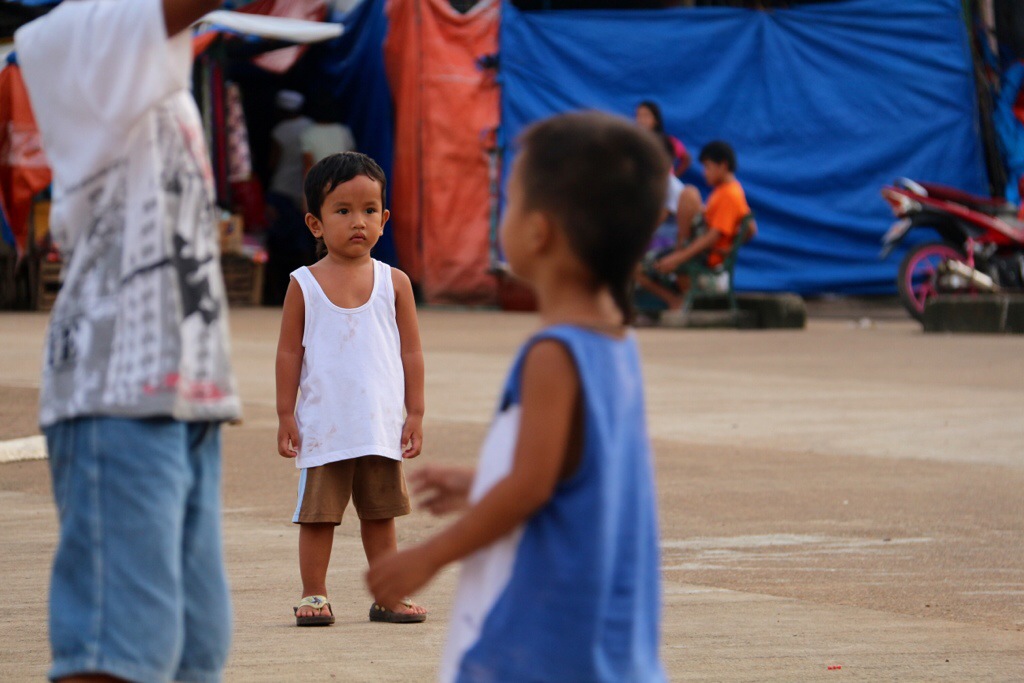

{"left": 15, "top": 0, "right": 240, "bottom": 680}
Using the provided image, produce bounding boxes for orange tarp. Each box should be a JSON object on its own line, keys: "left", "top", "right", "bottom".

{"left": 385, "top": 0, "right": 499, "bottom": 304}
{"left": 0, "top": 63, "right": 51, "bottom": 255}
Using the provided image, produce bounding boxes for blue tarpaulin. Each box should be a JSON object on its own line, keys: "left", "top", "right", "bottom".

{"left": 500, "top": 0, "right": 990, "bottom": 294}
{"left": 316, "top": 0, "right": 397, "bottom": 266}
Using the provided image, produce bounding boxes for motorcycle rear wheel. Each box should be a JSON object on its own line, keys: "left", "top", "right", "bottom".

{"left": 897, "top": 242, "right": 969, "bottom": 322}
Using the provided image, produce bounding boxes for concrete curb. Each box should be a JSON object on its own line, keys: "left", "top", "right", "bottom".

{"left": 0, "top": 435, "right": 46, "bottom": 464}
{"left": 689, "top": 293, "right": 808, "bottom": 329}
{"left": 923, "top": 294, "right": 1024, "bottom": 334}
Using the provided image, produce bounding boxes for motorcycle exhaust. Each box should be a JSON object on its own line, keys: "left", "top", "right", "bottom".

{"left": 939, "top": 261, "right": 1000, "bottom": 293}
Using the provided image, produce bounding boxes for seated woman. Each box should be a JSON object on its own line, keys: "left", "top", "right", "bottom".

{"left": 635, "top": 100, "right": 691, "bottom": 177}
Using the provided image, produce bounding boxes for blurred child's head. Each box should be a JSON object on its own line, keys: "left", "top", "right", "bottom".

{"left": 698, "top": 140, "right": 736, "bottom": 186}
{"left": 304, "top": 152, "right": 389, "bottom": 259}
{"left": 502, "top": 111, "right": 669, "bottom": 323}
{"left": 634, "top": 101, "right": 664, "bottom": 134}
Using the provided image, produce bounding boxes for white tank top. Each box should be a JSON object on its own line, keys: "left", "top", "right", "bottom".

{"left": 290, "top": 260, "right": 405, "bottom": 469}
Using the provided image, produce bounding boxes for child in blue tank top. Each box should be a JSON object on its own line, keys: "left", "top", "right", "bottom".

{"left": 367, "top": 112, "right": 670, "bottom": 682}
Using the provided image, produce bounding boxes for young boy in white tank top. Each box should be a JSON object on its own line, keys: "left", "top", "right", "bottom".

{"left": 276, "top": 152, "right": 427, "bottom": 625}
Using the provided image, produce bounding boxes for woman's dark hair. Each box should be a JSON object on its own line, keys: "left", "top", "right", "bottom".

{"left": 304, "top": 152, "right": 387, "bottom": 258}
{"left": 517, "top": 111, "right": 670, "bottom": 324}
{"left": 636, "top": 100, "right": 665, "bottom": 133}
{"left": 698, "top": 140, "right": 737, "bottom": 173}
{"left": 637, "top": 100, "right": 677, "bottom": 163}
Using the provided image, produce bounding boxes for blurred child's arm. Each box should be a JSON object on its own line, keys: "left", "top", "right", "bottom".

{"left": 275, "top": 280, "right": 305, "bottom": 458}
{"left": 163, "top": 0, "right": 222, "bottom": 38}
{"left": 409, "top": 466, "right": 476, "bottom": 515}
{"left": 393, "top": 269, "right": 425, "bottom": 459}
{"left": 367, "top": 340, "right": 578, "bottom": 605}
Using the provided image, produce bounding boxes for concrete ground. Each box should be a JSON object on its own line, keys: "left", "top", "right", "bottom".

{"left": 0, "top": 306, "right": 1022, "bottom": 681}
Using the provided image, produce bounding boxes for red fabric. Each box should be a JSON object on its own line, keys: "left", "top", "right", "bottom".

{"left": 212, "top": 61, "right": 229, "bottom": 201}
{"left": 231, "top": 179, "right": 267, "bottom": 233}
{"left": 0, "top": 64, "right": 52, "bottom": 255}
{"left": 193, "top": 32, "right": 220, "bottom": 58}
{"left": 385, "top": 0, "right": 499, "bottom": 304}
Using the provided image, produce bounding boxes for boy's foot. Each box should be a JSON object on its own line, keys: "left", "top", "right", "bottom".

{"left": 369, "top": 598, "right": 427, "bottom": 623}
{"left": 660, "top": 308, "right": 689, "bottom": 328}
{"left": 633, "top": 313, "right": 659, "bottom": 328}
{"left": 294, "top": 595, "right": 335, "bottom": 626}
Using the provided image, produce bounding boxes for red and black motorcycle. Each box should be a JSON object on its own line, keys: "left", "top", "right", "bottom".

{"left": 880, "top": 178, "right": 1024, "bottom": 321}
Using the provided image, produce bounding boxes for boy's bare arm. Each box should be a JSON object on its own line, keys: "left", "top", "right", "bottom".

{"left": 393, "top": 269, "right": 425, "bottom": 457}
{"left": 746, "top": 219, "right": 758, "bottom": 243}
{"left": 276, "top": 281, "right": 305, "bottom": 457}
{"left": 163, "top": 0, "right": 222, "bottom": 39}
{"left": 366, "top": 340, "right": 578, "bottom": 605}
{"left": 656, "top": 229, "right": 721, "bottom": 273}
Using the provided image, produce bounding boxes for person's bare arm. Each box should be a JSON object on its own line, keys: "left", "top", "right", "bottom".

{"left": 163, "top": 0, "right": 221, "bottom": 39}
{"left": 745, "top": 219, "right": 758, "bottom": 243}
{"left": 276, "top": 280, "right": 305, "bottom": 458}
{"left": 656, "top": 229, "right": 722, "bottom": 273}
{"left": 676, "top": 148, "right": 692, "bottom": 176}
{"left": 409, "top": 465, "right": 476, "bottom": 515}
{"left": 366, "top": 340, "right": 579, "bottom": 605}
{"left": 393, "top": 269, "right": 425, "bottom": 458}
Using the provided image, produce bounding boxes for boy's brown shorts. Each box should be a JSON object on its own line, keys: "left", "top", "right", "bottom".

{"left": 293, "top": 456, "right": 411, "bottom": 525}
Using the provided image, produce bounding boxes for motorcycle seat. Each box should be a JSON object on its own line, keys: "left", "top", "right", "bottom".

{"left": 918, "top": 182, "right": 1014, "bottom": 215}
{"left": 993, "top": 217, "right": 1024, "bottom": 242}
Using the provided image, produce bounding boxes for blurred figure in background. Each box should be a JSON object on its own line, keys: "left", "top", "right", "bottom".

{"left": 302, "top": 92, "right": 357, "bottom": 176}
{"left": 265, "top": 90, "right": 316, "bottom": 305}
{"left": 636, "top": 99, "right": 690, "bottom": 177}
{"left": 636, "top": 100, "right": 703, "bottom": 265}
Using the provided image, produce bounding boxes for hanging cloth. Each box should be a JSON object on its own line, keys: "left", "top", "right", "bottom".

{"left": 0, "top": 61, "right": 51, "bottom": 255}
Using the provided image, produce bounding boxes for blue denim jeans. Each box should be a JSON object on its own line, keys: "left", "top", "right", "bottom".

{"left": 43, "top": 417, "right": 231, "bottom": 683}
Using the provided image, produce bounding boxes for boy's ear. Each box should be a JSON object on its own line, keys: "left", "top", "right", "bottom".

{"left": 530, "top": 211, "right": 558, "bottom": 253}
{"left": 305, "top": 212, "right": 323, "bottom": 237}
{"left": 380, "top": 208, "right": 391, "bottom": 230}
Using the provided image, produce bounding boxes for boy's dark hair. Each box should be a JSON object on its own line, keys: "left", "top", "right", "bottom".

{"left": 304, "top": 151, "right": 387, "bottom": 220}
{"left": 517, "top": 111, "right": 670, "bottom": 323}
{"left": 698, "top": 140, "right": 737, "bottom": 173}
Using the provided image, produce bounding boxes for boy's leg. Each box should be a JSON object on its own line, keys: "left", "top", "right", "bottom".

{"left": 292, "top": 461, "right": 353, "bottom": 618}
{"left": 297, "top": 523, "right": 336, "bottom": 617}
{"left": 635, "top": 270, "right": 684, "bottom": 310}
{"left": 675, "top": 186, "right": 703, "bottom": 245}
{"left": 359, "top": 519, "right": 425, "bottom": 615}
{"left": 175, "top": 422, "right": 231, "bottom": 683}
{"left": 360, "top": 517, "right": 397, "bottom": 564}
{"left": 44, "top": 417, "right": 193, "bottom": 683}
{"left": 352, "top": 456, "right": 424, "bottom": 615}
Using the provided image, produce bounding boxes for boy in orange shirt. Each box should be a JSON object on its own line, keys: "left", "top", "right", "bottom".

{"left": 637, "top": 140, "right": 756, "bottom": 312}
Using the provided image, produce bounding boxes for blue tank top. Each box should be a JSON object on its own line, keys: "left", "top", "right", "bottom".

{"left": 440, "top": 325, "right": 665, "bottom": 683}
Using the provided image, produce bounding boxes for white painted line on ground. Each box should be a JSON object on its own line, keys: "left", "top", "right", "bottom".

{"left": 0, "top": 435, "right": 46, "bottom": 464}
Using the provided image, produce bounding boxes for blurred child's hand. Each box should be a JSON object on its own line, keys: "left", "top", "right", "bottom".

{"left": 401, "top": 415, "right": 423, "bottom": 459}
{"left": 410, "top": 465, "right": 474, "bottom": 515}
{"left": 366, "top": 546, "right": 438, "bottom": 608}
{"left": 277, "top": 417, "right": 300, "bottom": 458}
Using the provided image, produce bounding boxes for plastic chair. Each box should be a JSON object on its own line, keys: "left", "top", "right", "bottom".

{"left": 681, "top": 212, "right": 755, "bottom": 318}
